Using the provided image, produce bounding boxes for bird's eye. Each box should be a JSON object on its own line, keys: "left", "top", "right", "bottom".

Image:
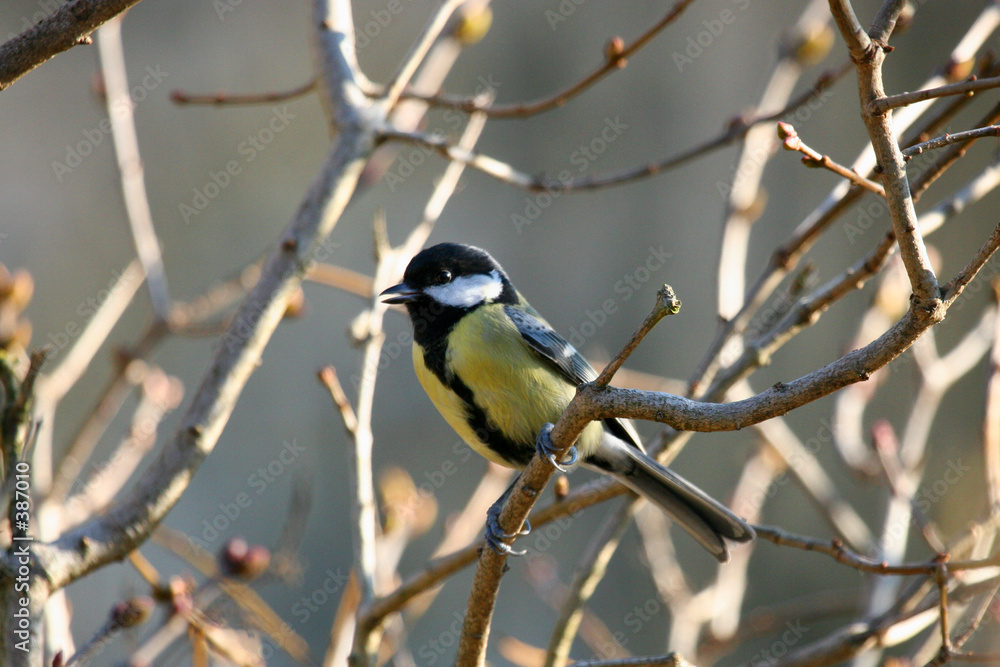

{"left": 436, "top": 270, "right": 452, "bottom": 284}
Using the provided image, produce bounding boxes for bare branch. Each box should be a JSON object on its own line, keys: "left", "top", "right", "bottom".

{"left": 831, "top": 0, "right": 939, "bottom": 301}
{"left": 827, "top": 0, "right": 872, "bottom": 60}
{"left": 544, "top": 501, "right": 635, "bottom": 667}
{"left": 319, "top": 366, "right": 359, "bottom": 435}
{"left": 0, "top": 0, "right": 145, "bottom": 91}
{"left": 903, "top": 125, "right": 1000, "bottom": 160}
{"left": 171, "top": 79, "right": 317, "bottom": 106}
{"left": 381, "top": 69, "right": 849, "bottom": 194}
{"left": 398, "top": 0, "right": 698, "bottom": 119}
{"left": 456, "top": 289, "right": 680, "bottom": 666}
{"left": 97, "top": 16, "right": 171, "bottom": 321}
{"left": 379, "top": 0, "right": 465, "bottom": 110}
{"left": 570, "top": 654, "right": 692, "bottom": 667}
{"left": 778, "top": 122, "right": 885, "bottom": 195}
{"left": 754, "top": 525, "right": 994, "bottom": 575}
{"left": 869, "top": 0, "right": 908, "bottom": 44}
{"left": 874, "top": 75, "right": 1000, "bottom": 114}
{"left": 33, "top": 0, "right": 380, "bottom": 592}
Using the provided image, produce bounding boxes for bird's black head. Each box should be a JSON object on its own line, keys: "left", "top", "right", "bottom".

{"left": 380, "top": 243, "right": 518, "bottom": 310}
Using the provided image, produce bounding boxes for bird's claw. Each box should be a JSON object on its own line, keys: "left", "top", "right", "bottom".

{"left": 536, "top": 423, "right": 577, "bottom": 472}
{"left": 485, "top": 499, "right": 530, "bottom": 556}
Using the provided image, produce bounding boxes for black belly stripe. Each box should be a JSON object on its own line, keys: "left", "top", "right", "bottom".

{"left": 418, "top": 340, "right": 534, "bottom": 468}
{"left": 445, "top": 373, "right": 535, "bottom": 468}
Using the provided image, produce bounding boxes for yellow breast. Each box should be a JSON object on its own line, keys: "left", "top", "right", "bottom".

{"left": 412, "top": 305, "right": 604, "bottom": 468}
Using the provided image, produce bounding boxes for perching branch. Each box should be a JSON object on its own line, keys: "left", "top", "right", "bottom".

{"left": 456, "top": 287, "right": 683, "bottom": 666}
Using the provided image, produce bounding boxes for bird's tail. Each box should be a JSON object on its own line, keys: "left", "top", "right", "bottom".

{"left": 589, "top": 435, "right": 755, "bottom": 562}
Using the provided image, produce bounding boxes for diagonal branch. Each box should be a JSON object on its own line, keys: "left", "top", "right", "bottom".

{"left": 456, "top": 288, "right": 682, "bottom": 666}
{"left": 32, "top": 0, "right": 380, "bottom": 593}
{"left": 0, "top": 0, "right": 146, "bottom": 91}
{"left": 379, "top": 66, "right": 850, "bottom": 194}
{"left": 399, "top": 0, "right": 698, "bottom": 119}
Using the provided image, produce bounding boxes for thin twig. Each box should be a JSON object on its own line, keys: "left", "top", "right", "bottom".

{"left": 379, "top": 0, "right": 464, "bottom": 110}
{"left": 171, "top": 79, "right": 317, "bottom": 106}
{"left": 753, "top": 524, "right": 995, "bottom": 575}
{"left": 399, "top": 0, "right": 698, "bottom": 119}
{"left": 97, "top": 16, "right": 171, "bottom": 321}
{"left": 903, "top": 125, "right": 1000, "bottom": 160}
{"left": 319, "top": 366, "right": 358, "bottom": 434}
{"left": 910, "top": 98, "right": 1000, "bottom": 201}
{"left": 380, "top": 63, "right": 851, "bottom": 194}
{"left": 594, "top": 286, "right": 681, "bottom": 387}
{"left": 872, "top": 74, "right": 1000, "bottom": 114}
{"left": 306, "top": 263, "right": 374, "bottom": 298}
{"left": 778, "top": 121, "right": 886, "bottom": 195}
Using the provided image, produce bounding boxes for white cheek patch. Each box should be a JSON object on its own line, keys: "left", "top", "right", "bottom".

{"left": 426, "top": 270, "right": 503, "bottom": 307}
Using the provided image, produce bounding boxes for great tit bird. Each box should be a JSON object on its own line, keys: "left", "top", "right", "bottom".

{"left": 380, "top": 243, "right": 754, "bottom": 562}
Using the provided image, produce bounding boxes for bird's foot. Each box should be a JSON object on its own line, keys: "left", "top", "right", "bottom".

{"left": 484, "top": 496, "right": 531, "bottom": 556}
{"left": 535, "top": 423, "right": 577, "bottom": 472}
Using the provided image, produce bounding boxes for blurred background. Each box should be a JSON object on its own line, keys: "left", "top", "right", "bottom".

{"left": 2, "top": 0, "right": 999, "bottom": 664}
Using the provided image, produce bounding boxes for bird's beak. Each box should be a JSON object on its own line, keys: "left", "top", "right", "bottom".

{"left": 380, "top": 282, "right": 422, "bottom": 304}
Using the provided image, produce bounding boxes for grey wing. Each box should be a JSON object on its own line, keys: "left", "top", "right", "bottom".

{"left": 504, "top": 305, "right": 643, "bottom": 449}
{"left": 504, "top": 305, "right": 596, "bottom": 384}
